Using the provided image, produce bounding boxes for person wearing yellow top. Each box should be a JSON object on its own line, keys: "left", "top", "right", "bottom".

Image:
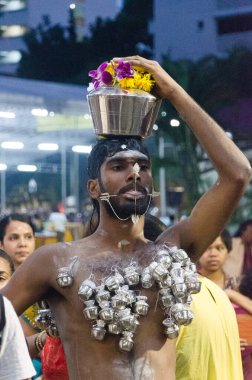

{"left": 176, "top": 275, "right": 243, "bottom": 380}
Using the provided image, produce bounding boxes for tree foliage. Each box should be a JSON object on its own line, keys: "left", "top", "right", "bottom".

{"left": 17, "top": 1, "right": 153, "bottom": 84}
{"left": 154, "top": 48, "right": 252, "bottom": 212}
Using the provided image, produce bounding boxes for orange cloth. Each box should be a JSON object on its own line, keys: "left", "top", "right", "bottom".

{"left": 236, "top": 312, "right": 252, "bottom": 345}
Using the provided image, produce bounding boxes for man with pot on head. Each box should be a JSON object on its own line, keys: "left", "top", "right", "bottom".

{"left": 2, "top": 56, "right": 251, "bottom": 380}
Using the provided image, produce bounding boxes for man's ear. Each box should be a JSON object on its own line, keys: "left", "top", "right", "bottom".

{"left": 87, "top": 179, "right": 100, "bottom": 199}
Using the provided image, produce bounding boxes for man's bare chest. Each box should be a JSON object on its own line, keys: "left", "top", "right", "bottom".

{"left": 44, "top": 242, "right": 200, "bottom": 353}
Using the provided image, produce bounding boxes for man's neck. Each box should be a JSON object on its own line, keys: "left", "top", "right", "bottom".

{"left": 94, "top": 211, "right": 147, "bottom": 249}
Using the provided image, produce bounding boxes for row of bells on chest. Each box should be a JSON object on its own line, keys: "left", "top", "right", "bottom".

{"left": 55, "top": 245, "right": 200, "bottom": 291}
{"left": 83, "top": 295, "right": 149, "bottom": 323}
{"left": 77, "top": 268, "right": 200, "bottom": 304}
{"left": 55, "top": 246, "right": 197, "bottom": 291}
{"left": 77, "top": 277, "right": 200, "bottom": 310}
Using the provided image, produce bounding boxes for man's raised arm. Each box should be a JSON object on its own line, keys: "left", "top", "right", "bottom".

{"left": 114, "top": 56, "right": 251, "bottom": 259}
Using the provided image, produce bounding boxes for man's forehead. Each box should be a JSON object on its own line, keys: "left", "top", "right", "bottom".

{"left": 104, "top": 150, "right": 150, "bottom": 163}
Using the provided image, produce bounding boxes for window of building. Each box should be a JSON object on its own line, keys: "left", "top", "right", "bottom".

{"left": 217, "top": 13, "right": 252, "bottom": 34}
{"left": 197, "top": 20, "right": 205, "bottom": 31}
{"left": 0, "top": 24, "right": 28, "bottom": 38}
{"left": 0, "top": 0, "right": 27, "bottom": 12}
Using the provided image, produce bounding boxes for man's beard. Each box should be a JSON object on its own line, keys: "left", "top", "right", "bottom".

{"left": 99, "top": 180, "right": 152, "bottom": 220}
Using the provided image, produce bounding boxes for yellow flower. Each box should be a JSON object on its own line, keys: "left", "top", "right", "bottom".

{"left": 105, "top": 63, "right": 115, "bottom": 76}
{"left": 118, "top": 72, "right": 155, "bottom": 92}
{"left": 118, "top": 77, "right": 136, "bottom": 89}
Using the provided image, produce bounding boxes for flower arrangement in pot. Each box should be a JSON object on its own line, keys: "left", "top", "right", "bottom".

{"left": 87, "top": 59, "right": 161, "bottom": 139}
{"left": 88, "top": 59, "right": 155, "bottom": 93}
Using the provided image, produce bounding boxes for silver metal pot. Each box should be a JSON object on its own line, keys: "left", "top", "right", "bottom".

{"left": 87, "top": 86, "right": 162, "bottom": 139}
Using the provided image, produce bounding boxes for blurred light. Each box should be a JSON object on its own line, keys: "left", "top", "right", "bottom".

{"left": 161, "top": 111, "right": 167, "bottom": 117}
{"left": 72, "top": 145, "right": 92, "bottom": 154}
{"left": 49, "top": 111, "right": 55, "bottom": 117}
{"left": 84, "top": 113, "right": 91, "bottom": 119}
{"left": 31, "top": 108, "right": 48, "bottom": 117}
{"left": 1, "top": 141, "right": 24, "bottom": 149}
{"left": 0, "top": 111, "right": 15, "bottom": 118}
{"left": 69, "top": 3, "right": 76, "bottom": 9}
{"left": 170, "top": 119, "right": 180, "bottom": 127}
{"left": 0, "top": 50, "right": 21, "bottom": 64}
{"left": 0, "top": 1, "right": 26, "bottom": 12}
{"left": 0, "top": 24, "right": 28, "bottom": 38}
{"left": 226, "top": 131, "right": 233, "bottom": 140}
{"left": 172, "top": 186, "right": 184, "bottom": 192}
{"left": 17, "top": 164, "right": 37, "bottom": 172}
{"left": 153, "top": 124, "right": 158, "bottom": 131}
{"left": 0, "top": 163, "right": 7, "bottom": 171}
{"left": 38, "top": 143, "right": 59, "bottom": 151}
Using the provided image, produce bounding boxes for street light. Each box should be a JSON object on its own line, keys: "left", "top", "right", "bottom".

{"left": 17, "top": 164, "right": 37, "bottom": 172}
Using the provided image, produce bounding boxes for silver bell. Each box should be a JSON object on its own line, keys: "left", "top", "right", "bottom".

{"left": 157, "top": 274, "right": 172, "bottom": 289}
{"left": 56, "top": 267, "right": 73, "bottom": 288}
{"left": 119, "top": 332, "right": 134, "bottom": 352}
{"left": 105, "top": 272, "right": 124, "bottom": 291}
{"left": 99, "top": 301, "right": 114, "bottom": 322}
{"left": 152, "top": 263, "right": 168, "bottom": 281}
{"left": 156, "top": 251, "right": 172, "bottom": 269}
{"left": 95, "top": 289, "right": 111, "bottom": 303}
{"left": 185, "top": 262, "right": 197, "bottom": 272}
{"left": 160, "top": 293, "right": 175, "bottom": 308}
{"left": 141, "top": 269, "right": 154, "bottom": 288}
{"left": 170, "top": 303, "right": 194, "bottom": 325}
{"left": 107, "top": 322, "right": 122, "bottom": 335}
{"left": 162, "top": 318, "right": 180, "bottom": 339}
{"left": 83, "top": 300, "right": 99, "bottom": 320}
{"left": 118, "top": 309, "right": 139, "bottom": 332}
{"left": 170, "top": 263, "right": 185, "bottom": 279}
{"left": 172, "top": 249, "right": 188, "bottom": 265}
{"left": 111, "top": 294, "right": 128, "bottom": 310}
{"left": 124, "top": 271, "right": 140, "bottom": 286}
{"left": 171, "top": 282, "right": 187, "bottom": 298}
{"left": 124, "top": 265, "right": 140, "bottom": 286}
{"left": 78, "top": 279, "right": 96, "bottom": 301}
{"left": 35, "top": 308, "right": 51, "bottom": 329}
{"left": 133, "top": 296, "right": 149, "bottom": 316}
{"left": 91, "top": 320, "right": 106, "bottom": 341}
{"left": 185, "top": 275, "right": 201, "bottom": 294}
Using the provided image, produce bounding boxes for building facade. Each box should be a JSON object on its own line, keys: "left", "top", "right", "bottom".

{"left": 152, "top": 0, "right": 252, "bottom": 61}
{"left": 0, "top": 0, "right": 121, "bottom": 74}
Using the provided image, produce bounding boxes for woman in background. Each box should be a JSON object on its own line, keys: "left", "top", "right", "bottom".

{"left": 0, "top": 213, "right": 42, "bottom": 379}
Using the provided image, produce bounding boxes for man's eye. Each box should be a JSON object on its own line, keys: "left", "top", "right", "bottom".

{"left": 140, "top": 165, "right": 149, "bottom": 171}
{"left": 112, "top": 165, "right": 123, "bottom": 171}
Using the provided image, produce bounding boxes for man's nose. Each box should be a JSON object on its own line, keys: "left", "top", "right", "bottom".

{"left": 126, "top": 166, "right": 141, "bottom": 182}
